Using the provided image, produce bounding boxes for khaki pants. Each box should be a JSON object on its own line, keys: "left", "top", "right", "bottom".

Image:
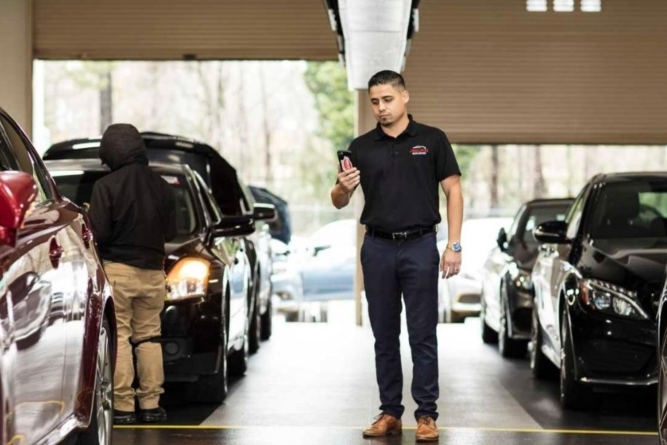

{"left": 105, "top": 262, "right": 166, "bottom": 412}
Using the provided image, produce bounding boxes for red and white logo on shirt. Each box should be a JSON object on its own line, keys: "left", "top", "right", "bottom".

{"left": 410, "top": 146, "right": 429, "bottom": 155}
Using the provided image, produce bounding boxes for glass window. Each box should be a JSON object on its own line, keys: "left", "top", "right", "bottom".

{"left": 590, "top": 180, "right": 667, "bottom": 239}
{"left": 193, "top": 172, "right": 223, "bottom": 225}
{"left": 51, "top": 170, "right": 198, "bottom": 236}
{"left": 0, "top": 117, "right": 51, "bottom": 203}
{"left": 522, "top": 204, "right": 571, "bottom": 244}
{"left": 565, "top": 188, "right": 587, "bottom": 240}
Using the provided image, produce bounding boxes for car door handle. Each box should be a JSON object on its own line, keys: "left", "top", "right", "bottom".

{"left": 49, "top": 238, "right": 64, "bottom": 268}
{"left": 82, "top": 224, "right": 93, "bottom": 249}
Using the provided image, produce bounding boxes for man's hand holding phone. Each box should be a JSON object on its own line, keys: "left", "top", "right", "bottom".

{"left": 338, "top": 167, "right": 360, "bottom": 193}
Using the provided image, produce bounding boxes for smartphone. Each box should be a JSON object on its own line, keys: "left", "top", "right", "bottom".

{"left": 337, "top": 150, "right": 354, "bottom": 171}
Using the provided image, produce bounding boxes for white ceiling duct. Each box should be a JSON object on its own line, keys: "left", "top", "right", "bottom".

{"left": 325, "top": 0, "right": 419, "bottom": 91}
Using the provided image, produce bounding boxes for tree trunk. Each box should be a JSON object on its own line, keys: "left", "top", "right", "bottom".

{"left": 490, "top": 144, "right": 500, "bottom": 214}
{"left": 533, "top": 145, "right": 547, "bottom": 199}
{"left": 99, "top": 71, "right": 113, "bottom": 133}
{"left": 259, "top": 65, "right": 272, "bottom": 183}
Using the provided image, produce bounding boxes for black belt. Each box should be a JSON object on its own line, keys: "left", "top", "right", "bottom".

{"left": 366, "top": 226, "right": 435, "bottom": 241}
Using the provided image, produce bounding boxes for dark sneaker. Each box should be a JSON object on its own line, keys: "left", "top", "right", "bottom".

{"left": 113, "top": 409, "right": 137, "bottom": 425}
{"left": 138, "top": 407, "right": 167, "bottom": 423}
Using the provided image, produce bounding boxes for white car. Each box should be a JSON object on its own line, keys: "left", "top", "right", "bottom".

{"left": 438, "top": 217, "right": 512, "bottom": 323}
{"left": 271, "top": 238, "right": 304, "bottom": 318}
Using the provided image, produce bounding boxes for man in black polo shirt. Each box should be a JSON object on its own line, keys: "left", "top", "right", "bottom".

{"left": 331, "top": 71, "right": 463, "bottom": 442}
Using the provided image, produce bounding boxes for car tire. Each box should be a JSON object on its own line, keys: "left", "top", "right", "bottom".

{"left": 658, "top": 323, "right": 667, "bottom": 445}
{"left": 530, "top": 307, "right": 556, "bottom": 379}
{"left": 480, "top": 296, "right": 498, "bottom": 344}
{"left": 260, "top": 297, "right": 272, "bottom": 341}
{"left": 249, "top": 288, "right": 261, "bottom": 354}
{"left": 77, "top": 317, "right": 114, "bottom": 445}
{"left": 560, "top": 307, "right": 597, "bottom": 410}
{"left": 189, "top": 308, "right": 229, "bottom": 403}
{"left": 499, "top": 285, "right": 528, "bottom": 358}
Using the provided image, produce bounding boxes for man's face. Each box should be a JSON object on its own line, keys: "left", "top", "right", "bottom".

{"left": 369, "top": 84, "right": 409, "bottom": 126}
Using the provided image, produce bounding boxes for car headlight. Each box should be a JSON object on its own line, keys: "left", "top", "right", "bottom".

{"left": 166, "top": 258, "right": 210, "bottom": 301}
{"left": 513, "top": 270, "right": 534, "bottom": 291}
{"left": 579, "top": 279, "right": 648, "bottom": 320}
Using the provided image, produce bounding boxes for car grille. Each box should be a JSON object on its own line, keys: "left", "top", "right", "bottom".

{"left": 581, "top": 340, "right": 654, "bottom": 375}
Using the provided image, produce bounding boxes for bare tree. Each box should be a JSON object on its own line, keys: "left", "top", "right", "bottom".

{"left": 99, "top": 70, "right": 113, "bottom": 133}
{"left": 533, "top": 145, "right": 547, "bottom": 198}
{"left": 490, "top": 144, "right": 500, "bottom": 213}
{"left": 258, "top": 65, "right": 273, "bottom": 183}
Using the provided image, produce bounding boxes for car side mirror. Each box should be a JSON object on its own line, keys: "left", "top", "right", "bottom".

{"left": 0, "top": 172, "right": 38, "bottom": 247}
{"left": 496, "top": 228, "right": 508, "bottom": 251}
{"left": 534, "top": 220, "right": 569, "bottom": 244}
{"left": 214, "top": 214, "right": 256, "bottom": 237}
{"left": 253, "top": 203, "right": 276, "bottom": 222}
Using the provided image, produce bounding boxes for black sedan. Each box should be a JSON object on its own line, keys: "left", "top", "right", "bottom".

{"left": 481, "top": 198, "right": 573, "bottom": 357}
{"left": 531, "top": 173, "right": 667, "bottom": 409}
{"left": 46, "top": 159, "right": 274, "bottom": 403}
{"left": 44, "top": 133, "right": 276, "bottom": 351}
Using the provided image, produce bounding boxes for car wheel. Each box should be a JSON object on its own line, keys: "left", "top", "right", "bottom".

{"left": 189, "top": 302, "right": 229, "bottom": 403}
{"left": 530, "top": 307, "right": 556, "bottom": 379}
{"left": 77, "top": 317, "right": 113, "bottom": 445}
{"left": 249, "top": 288, "right": 261, "bottom": 354}
{"left": 229, "top": 322, "right": 249, "bottom": 377}
{"left": 260, "top": 297, "right": 272, "bottom": 341}
{"left": 658, "top": 323, "right": 667, "bottom": 444}
{"left": 499, "top": 285, "right": 527, "bottom": 358}
{"left": 560, "top": 307, "right": 597, "bottom": 410}
{"left": 480, "top": 296, "right": 498, "bottom": 344}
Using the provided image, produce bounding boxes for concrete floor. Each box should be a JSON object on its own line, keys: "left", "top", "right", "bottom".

{"left": 114, "top": 318, "right": 658, "bottom": 445}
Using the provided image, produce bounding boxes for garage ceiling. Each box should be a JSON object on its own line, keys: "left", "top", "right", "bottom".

{"left": 403, "top": 0, "right": 667, "bottom": 144}
{"left": 34, "top": 0, "right": 338, "bottom": 60}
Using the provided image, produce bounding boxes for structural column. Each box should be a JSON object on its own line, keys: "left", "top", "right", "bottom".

{"left": 354, "top": 91, "right": 376, "bottom": 326}
{"left": 0, "top": 0, "right": 33, "bottom": 135}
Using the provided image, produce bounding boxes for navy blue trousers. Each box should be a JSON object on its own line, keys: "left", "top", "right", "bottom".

{"left": 361, "top": 232, "right": 440, "bottom": 421}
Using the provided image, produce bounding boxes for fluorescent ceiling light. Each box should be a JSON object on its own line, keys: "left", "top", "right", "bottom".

{"left": 337, "top": 0, "right": 414, "bottom": 90}
{"left": 72, "top": 142, "right": 100, "bottom": 150}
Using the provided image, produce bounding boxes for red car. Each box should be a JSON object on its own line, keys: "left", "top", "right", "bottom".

{"left": 0, "top": 107, "right": 115, "bottom": 445}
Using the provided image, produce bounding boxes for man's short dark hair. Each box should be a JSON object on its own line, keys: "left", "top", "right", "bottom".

{"left": 368, "top": 70, "right": 406, "bottom": 91}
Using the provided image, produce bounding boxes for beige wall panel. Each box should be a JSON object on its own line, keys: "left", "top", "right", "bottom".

{"left": 34, "top": 0, "right": 338, "bottom": 61}
{"left": 404, "top": 0, "right": 667, "bottom": 144}
{"left": 0, "top": 0, "right": 32, "bottom": 134}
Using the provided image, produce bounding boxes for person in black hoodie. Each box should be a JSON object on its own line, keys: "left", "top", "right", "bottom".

{"left": 89, "top": 124, "right": 176, "bottom": 425}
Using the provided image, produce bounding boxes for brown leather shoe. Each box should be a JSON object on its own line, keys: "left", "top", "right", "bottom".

{"left": 416, "top": 416, "right": 439, "bottom": 442}
{"left": 362, "top": 413, "right": 402, "bottom": 437}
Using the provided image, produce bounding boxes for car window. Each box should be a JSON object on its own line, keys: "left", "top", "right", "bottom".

{"left": 565, "top": 188, "right": 587, "bottom": 239}
{"left": 508, "top": 205, "right": 526, "bottom": 239}
{"left": 193, "top": 171, "right": 223, "bottom": 224}
{"left": 51, "top": 169, "right": 198, "bottom": 236}
{"left": 590, "top": 180, "right": 667, "bottom": 239}
{"left": 522, "top": 205, "right": 570, "bottom": 244}
{"left": 0, "top": 117, "right": 51, "bottom": 203}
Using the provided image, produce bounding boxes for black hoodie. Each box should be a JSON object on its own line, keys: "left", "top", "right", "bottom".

{"left": 89, "top": 124, "right": 177, "bottom": 270}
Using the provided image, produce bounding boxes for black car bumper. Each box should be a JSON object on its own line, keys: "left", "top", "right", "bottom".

{"left": 570, "top": 306, "right": 657, "bottom": 385}
{"left": 160, "top": 298, "right": 224, "bottom": 381}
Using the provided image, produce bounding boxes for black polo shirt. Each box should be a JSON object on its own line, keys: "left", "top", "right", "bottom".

{"left": 347, "top": 115, "right": 461, "bottom": 232}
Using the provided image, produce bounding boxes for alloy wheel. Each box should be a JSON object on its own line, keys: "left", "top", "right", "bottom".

{"left": 96, "top": 325, "right": 113, "bottom": 445}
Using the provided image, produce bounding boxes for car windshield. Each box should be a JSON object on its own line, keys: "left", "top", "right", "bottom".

{"left": 50, "top": 170, "right": 198, "bottom": 236}
{"left": 521, "top": 204, "right": 570, "bottom": 244}
{"left": 590, "top": 179, "right": 667, "bottom": 239}
{"left": 309, "top": 220, "right": 356, "bottom": 249}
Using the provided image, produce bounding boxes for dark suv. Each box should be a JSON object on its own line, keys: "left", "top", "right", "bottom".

{"left": 44, "top": 132, "right": 276, "bottom": 351}
{"left": 531, "top": 173, "right": 667, "bottom": 409}
{"left": 0, "top": 106, "right": 116, "bottom": 445}
{"left": 45, "top": 158, "right": 275, "bottom": 403}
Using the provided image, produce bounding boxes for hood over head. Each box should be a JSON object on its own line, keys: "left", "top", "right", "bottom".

{"left": 99, "top": 124, "right": 149, "bottom": 170}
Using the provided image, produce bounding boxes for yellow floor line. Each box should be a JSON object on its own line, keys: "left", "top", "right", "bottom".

{"left": 114, "top": 425, "right": 658, "bottom": 436}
